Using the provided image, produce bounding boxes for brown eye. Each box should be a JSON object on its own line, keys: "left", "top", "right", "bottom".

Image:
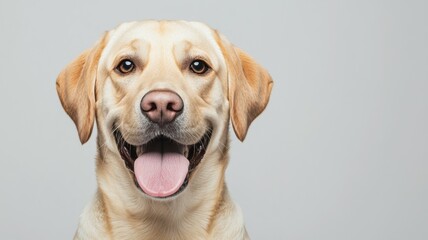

{"left": 189, "top": 60, "right": 209, "bottom": 74}
{"left": 116, "top": 59, "right": 135, "bottom": 74}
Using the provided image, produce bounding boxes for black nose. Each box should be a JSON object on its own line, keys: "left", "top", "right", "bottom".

{"left": 140, "top": 90, "right": 183, "bottom": 126}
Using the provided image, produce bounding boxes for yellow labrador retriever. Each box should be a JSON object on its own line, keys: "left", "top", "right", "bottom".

{"left": 56, "top": 20, "right": 273, "bottom": 240}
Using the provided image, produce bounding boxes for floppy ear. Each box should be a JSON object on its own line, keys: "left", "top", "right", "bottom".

{"left": 56, "top": 33, "right": 108, "bottom": 144}
{"left": 216, "top": 33, "right": 273, "bottom": 141}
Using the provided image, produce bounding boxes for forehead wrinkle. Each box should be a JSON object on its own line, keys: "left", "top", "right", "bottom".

{"left": 172, "top": 40, "right": 219, "bottom": 69}
{"left": 172, "top": 40, "right": 192, "bottom": 67}
{"left": 107, "top": 39, "right": 150, "bottom": 71}
{"left": 141, "top": 41, "right": 182, "bottom": 86}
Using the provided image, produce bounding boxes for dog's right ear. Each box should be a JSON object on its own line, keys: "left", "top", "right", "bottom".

{"left": 56, "top": 33, "right": 108, "bottom": 144}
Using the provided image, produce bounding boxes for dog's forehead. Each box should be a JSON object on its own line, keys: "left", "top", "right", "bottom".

{"left": 101, "top": 21, "right": 220, "bottom": 60}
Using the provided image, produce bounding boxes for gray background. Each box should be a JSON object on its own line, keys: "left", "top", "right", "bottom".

{"left": 1, "top": 0, "right": 427, "bottom": 239}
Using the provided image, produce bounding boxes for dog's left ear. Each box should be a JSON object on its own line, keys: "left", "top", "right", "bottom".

{"left": 215, "top": 33, "right": 273, "bottom": 141}
{"left": 56, "top": 33, "right": 108, "bottom": 144}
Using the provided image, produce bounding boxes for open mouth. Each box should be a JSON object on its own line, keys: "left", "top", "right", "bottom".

{"left": 113, "top": 128, "right": 212, "bottom": 198}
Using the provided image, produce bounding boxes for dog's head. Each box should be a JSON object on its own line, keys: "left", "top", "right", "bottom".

{"left": 57, "top": 21, "right": 273, "bottom": 199}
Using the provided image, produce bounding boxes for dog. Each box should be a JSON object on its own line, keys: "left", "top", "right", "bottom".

{"left": 56, "top": 20, "right": 273, "bottom": 240}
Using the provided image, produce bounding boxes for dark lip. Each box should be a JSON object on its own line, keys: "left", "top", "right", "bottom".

{"left": 113, "top": 127, "right": 212, "bottom": 198}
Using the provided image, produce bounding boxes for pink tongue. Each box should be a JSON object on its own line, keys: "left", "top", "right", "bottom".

{"left": 134, "top": 152, "right": 189, "bottom": 197}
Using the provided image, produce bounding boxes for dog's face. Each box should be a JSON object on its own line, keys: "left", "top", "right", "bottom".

{"left": 57, "top": 21, "right": 272, "bottom": 199}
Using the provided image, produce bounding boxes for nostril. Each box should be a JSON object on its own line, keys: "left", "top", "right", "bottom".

{"left": 167, "top": 101, "right": 183, "bottom": 112}
{"left": 166, "top": 103, "right": 174, "bottom": 111}
{"left": 143, "top": 102, "right": 157, "bottom": 112}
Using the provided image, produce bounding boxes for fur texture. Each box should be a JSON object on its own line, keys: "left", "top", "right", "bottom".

{"left": 57, "top": 20, "right": 273, "bottom": 240}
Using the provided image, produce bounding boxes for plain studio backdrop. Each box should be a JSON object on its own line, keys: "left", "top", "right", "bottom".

{"left": 1, "top": 0, "right": 427, "bottom": 239}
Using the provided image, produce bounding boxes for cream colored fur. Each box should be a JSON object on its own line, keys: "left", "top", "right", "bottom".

{"left": 56, "top": 20, "right": 273, "bottom": 240}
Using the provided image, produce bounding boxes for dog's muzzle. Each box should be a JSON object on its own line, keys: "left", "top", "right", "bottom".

{"left": 113, "top": 90, "right": 212, "bottom": 198}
